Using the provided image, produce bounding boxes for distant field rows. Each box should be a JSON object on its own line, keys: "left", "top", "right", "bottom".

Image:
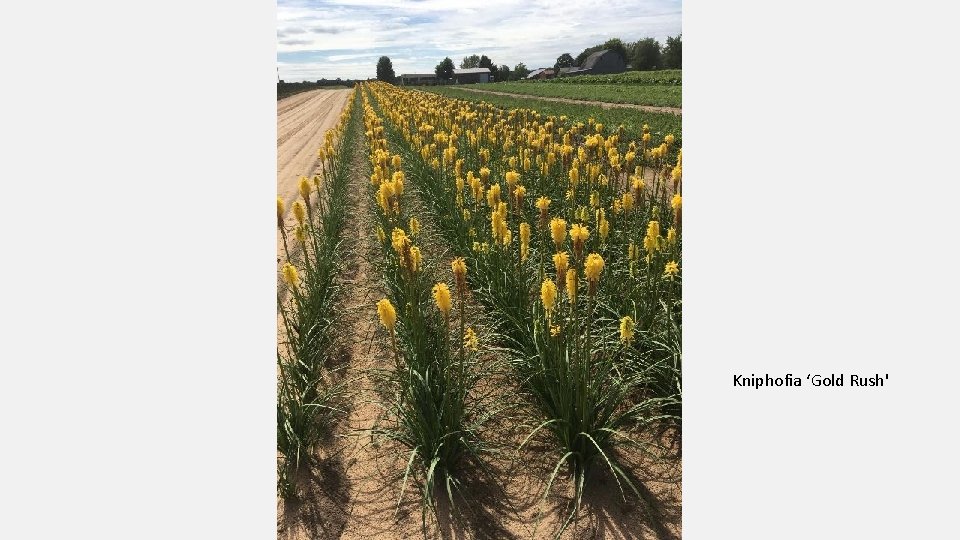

{"left": 478, "top": 81, "right": 681, "bottom": 108}
{"left": 417, "top": 85, "right": 682, "bottom": 146}
{"left": 536, "top": 69, "right": 682, "bottom": 85}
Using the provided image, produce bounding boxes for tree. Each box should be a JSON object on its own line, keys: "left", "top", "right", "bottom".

{"left": 602, "top": 38, "right": 628, "bottom": 64}
{"left": 436, "top": 57, "right": 455, "bottom": 81}
{"left": 478, "top": 55, "right": 493, "bottom": 70}
{"left": 554, "top": 53, "right": 575, "bottom": 70}
{"left": 460, "top": 54, "right": 480, "bottom": 69}
{"left": 496, "top": 64, "right": 510, "bottom": 82}
{"left": 662, "top": 34, "right": 682, "bottom": 69}
{"left": 631, "top": 38, "right": 662, "bottom": 70}
{"left": 376, "top": 56, "right": 395, "bottom": 83}
{"left": 512, "top": 62, "right": 530, "bottom": 81}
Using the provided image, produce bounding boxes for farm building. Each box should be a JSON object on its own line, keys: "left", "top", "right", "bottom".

{"left": 399, "top": 73, "right": 438, "bottom": 86}
{"left": 560, "top": 49, "right": 626, "bottom": 77}
{"left": 453, "top": 67, "right": 491, "bottom": 84}
{"left": 526, "top": 68, "right": 556, "bottom": 80}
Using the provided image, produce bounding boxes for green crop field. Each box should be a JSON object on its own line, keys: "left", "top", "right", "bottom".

{"left": 485, "top": 81, "right": 681, "bottom": 108}
{"left": 540, "top": 69, "right": 682, "bottom": 85}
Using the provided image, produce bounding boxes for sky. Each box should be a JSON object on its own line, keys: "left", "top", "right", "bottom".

{"left": 277, "top": 0, "right": 681, "bottom": 81}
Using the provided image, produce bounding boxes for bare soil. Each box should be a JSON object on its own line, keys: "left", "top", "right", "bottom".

{"left": 277, "top": 88, "right": 353, "bottom": 248}
{"left": 453, "top": 87, "right": 682, "bottom": 116}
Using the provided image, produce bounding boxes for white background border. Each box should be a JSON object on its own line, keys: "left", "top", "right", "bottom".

{"left": 1, "top": 1, "right": 958, "bottom": 538}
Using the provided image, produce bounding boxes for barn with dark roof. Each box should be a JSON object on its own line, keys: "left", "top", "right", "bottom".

{"left": 562, "top": 49, "right": 626, "bottom": 77}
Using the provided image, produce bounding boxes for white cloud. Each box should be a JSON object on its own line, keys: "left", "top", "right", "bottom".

{"left": 278, "top": 0, "right": 681, "bottom": 81}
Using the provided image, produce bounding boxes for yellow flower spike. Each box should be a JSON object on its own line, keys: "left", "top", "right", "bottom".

{"left": 643, "top": 221, "right": 661, "bottom": 261}
{"left": 505, "top": 171, "right": 520, "bottom": 189}
{"left": 376, "top": 298, "right": 397, "bottom": 331}
{"left": 646, "top": 220, "right": 661, "bottom": 240}
{"left": 409, "top": 217, "right": 420, "bottom": 237}
{"left": 620, "top": 316, "right": 635, "bottom": 345}
{"left": 376, "top": 226, "right": 386, "bottom": 244}
{"left": 589, "top": 164, "right": 600, "bottom": 182}
{"left": 540, "top": 278, "right": 557, "bottom": 319}
{"left": 599, "top": 218, "right": 610, "bottom": 243}
{"left": 295, "top": 225, "right": 305, "bottom": 244}
{"left": 566, "top": 268, "right": 578, "bottom": 301}
{"left": 391, "top": 227, "right": 408, "bottom": 253}
{"left": 550, "top": 217, "right": 567, "bottom": 250}
{"left": 317, "top": 147, "right": 326, "bottom": 162}
{"left": 584, "top": 253, "right": 605, "bottom": 283}
{"left": 409, "top": 246, "right": 422, "bottom": 272}
{"left": 479, "top": 167, "right": 491, "bottom": 182}
{"left": 664, "top": 261, "right": 680, "bottom": 280}
{"left": 568, "top": 167, "right": 579, "bottom": 187}
{"left": 392, "top": 155, "right": 401, "bottom": 170}
{"left": 292, "top": 200, "right": 306, "bottom": 226}
{"left": 520, "top": 222, "right": 531, "bottom": 262}
{"left": 667, "top": 227, "right": 677, "bottom": 246}
{"left": 281, "top": 262, "right": 299, "bottom": 287}
{"left": 392, "top": 171, "right": 405, "bottom": 195}
{"left": 664, "top": 134, "right": 675, "bottom": 146}
{"left": 514, "top": 185, "right": 526, "bottom": 207}
{"left": 451, "top": 257, "right": 467, "bottom": 292}
{"left": 432, "top": 283, "right": 452, "bottom": 317}
{"left": 631, "top": 177, "right": 645, "bottom": 202}
{"left": 570, "top": 223, "right": 590, "bottom": 259}
{"left": 553, "top": 251, "right": 569, "bottom": 283}
{"left": 536, "top": 196, "right": 551, "bottom": 227}
{"left": 276, "top": 197, "right": 285, "bottom": 228}
{"left": 642, "top": 133, "right": 652, "bottom": 144}
{"left": 671, "top": 194, "right": 682, "bottom": 211}
{"left": 299, "top": 176, "right": 312, "bottom": 204}
{"left": 464, "top": 327, "right": 479, "bottom": 350}
{"left": 486, "top": 184, "right": 501, "bottom": 207}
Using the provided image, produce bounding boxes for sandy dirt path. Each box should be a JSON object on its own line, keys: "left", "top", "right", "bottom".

{"left": 451, "top": 86, "right": 682, "bottom": 116}
{"left": 277, "top": 89, "right": 352, "bottom": 227}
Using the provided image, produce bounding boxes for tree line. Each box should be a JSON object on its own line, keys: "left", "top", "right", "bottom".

{"left": 563, "top": 35, "right": 681, "bottom": 71}
{"left": 374, "top": 35, "right": 680, "bottom": 84}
